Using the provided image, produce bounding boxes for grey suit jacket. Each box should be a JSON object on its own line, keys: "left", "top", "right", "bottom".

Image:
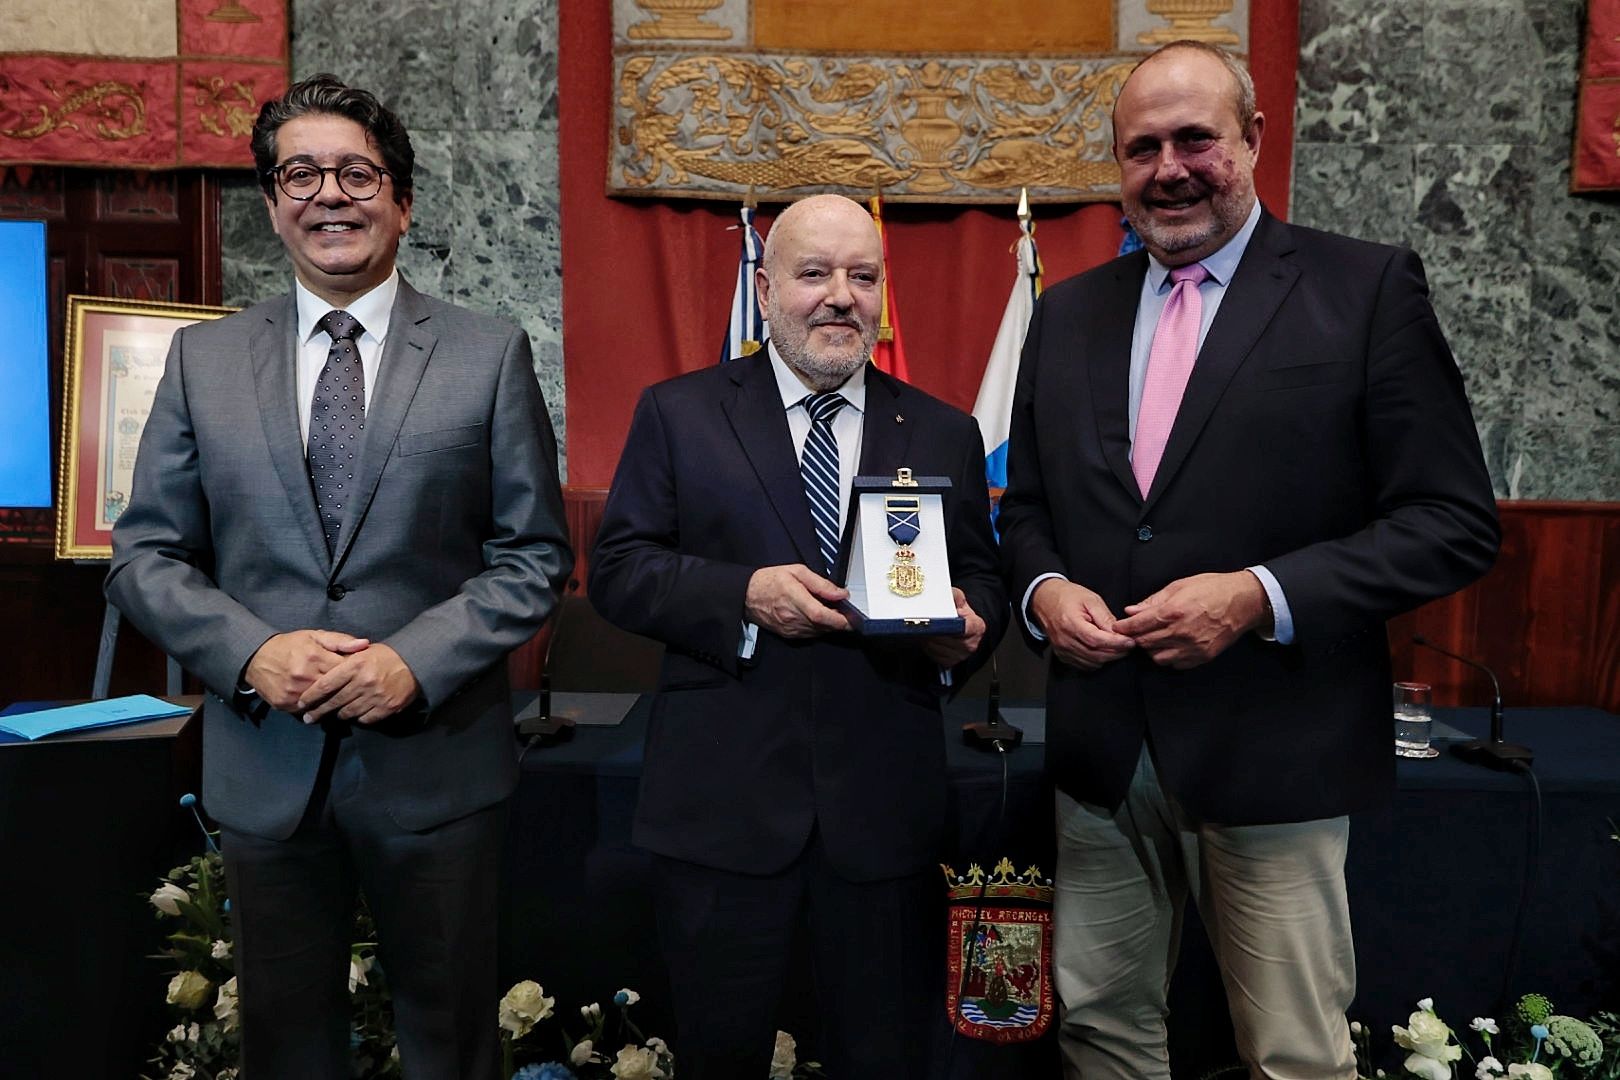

{"left": 106, "top": 278, "right": 573, "bottom": 839}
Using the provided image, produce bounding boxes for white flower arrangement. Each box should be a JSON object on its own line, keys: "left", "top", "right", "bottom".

{"left": 1354, "top": 995, "right": 1616, "bottom": 1080}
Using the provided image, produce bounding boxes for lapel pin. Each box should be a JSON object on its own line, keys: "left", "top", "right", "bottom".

{"left": 895, "top": 414, "right": 904, "bottom": 424}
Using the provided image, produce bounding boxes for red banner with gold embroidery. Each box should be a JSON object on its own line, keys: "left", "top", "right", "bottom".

{"left": 1573, "top": 0, "right": 1620, "bottom": 192}
{"left": 0, "top": 0, "right": 287, "bottom": 169}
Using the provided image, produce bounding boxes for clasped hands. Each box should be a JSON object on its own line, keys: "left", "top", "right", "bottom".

{"left": 744, "top": 563, "right": 986, "bottom": 668}
{"left": 243, "top": 629, "right": 420, "bottom": 725}
{"left": 1030, "top": 571, "right": 1269, "bottom": 672}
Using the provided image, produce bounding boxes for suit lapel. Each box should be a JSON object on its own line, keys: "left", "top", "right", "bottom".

{"left": 331, "top": 278, "right": 436, "bottom": 569}
{"left": 722, "top": 353, "right": 824, "bottom": 570}
{"left": 1089, "top": 251, "right": 1150, "bottom": 502}
{"left": 252, "top": 294, "right": 331, "bottom": 568}
{"left": 844, "top": 365, "right": 915, "bottom": 579}
{"left": 1144, "top": 213, "right": 1299, "bottom": 510}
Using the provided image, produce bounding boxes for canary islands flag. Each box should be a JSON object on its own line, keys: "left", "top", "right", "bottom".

{"left": 721, "top": 203, "right": 766, "bottom": 362}
{"left": 971, "top": 198, "right": 1043, "bottom": 490}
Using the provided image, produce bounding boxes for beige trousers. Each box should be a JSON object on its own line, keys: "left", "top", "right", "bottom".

{"left": 1053, "top": 748, "right": 1358, "bottom": 1080}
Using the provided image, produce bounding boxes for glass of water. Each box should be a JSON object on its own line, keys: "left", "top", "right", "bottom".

{"left": 1393, "top": 681, "right": 1438, "bottom": 759}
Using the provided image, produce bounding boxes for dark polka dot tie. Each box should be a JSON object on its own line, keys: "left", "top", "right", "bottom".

{"left": 308, "top": 309, "right": 365, "bottom": 552}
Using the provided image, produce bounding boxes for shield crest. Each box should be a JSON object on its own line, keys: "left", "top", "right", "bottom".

{"left": 942, "top": 858, "right": 1055, "bottom": 1042}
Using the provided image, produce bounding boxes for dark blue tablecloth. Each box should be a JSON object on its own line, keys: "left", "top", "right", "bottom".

{"left": 504, "top": 700, "right": 1620, "bottom": 1077}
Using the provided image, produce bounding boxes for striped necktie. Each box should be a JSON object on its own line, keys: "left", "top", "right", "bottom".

{"left": 799, "top": 392, "right": 848, "bottom": 576}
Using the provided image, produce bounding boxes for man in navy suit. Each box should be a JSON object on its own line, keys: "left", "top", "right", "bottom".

{"left": 997, "top": 43, "right": 1499, "bottom": 1078}
{"left": 590, "top": 194, "right": 1007, "bottom": 1079}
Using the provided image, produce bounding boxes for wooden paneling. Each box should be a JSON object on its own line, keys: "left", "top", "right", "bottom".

{"left": 1390, "top": 502, "right": 1620, "bottom": 712}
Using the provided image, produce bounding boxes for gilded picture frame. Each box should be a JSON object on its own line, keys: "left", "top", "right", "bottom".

{"left": 55, "top": 295, "right": 234, "bottom": 560}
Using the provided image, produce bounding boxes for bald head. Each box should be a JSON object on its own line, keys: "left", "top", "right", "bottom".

{"left": 756, "top": 194, "right": 885, "bottom": 391}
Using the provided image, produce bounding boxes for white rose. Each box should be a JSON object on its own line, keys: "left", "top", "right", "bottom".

{"left": 165, "top": 1023, "right": 191, "bottom": 1045}
{"left": 571, "top": 1039, "right": 596, "bottom": 1065}
{"left": 1405, "top": 1053, "right": 1451, "bottom": 1080}
{"left": 610, "top": 1045, "right": 666, "bottom": 1080}
{"left": 1477, "top": 1057, "right": 1505, "bottom": 1079}
{"left": 1508, "top": 1066, "right": 1554, "bottom": 1080}
{"left": 1394, "top": 1011, "right": 1461, "bottom": 1061}
{"left": 348, "top": 955, "right": 374, "bottom": 994}
{"left": 210, "top": 939, "right": 232, "bottom": 961}
{"left": 151, "top": 883, "right": 189, "bottom": 917}
{"left": 166, "top": 971, "right": 212, "bottom": 1010}
{"left": 770, "top": 1030, "right": 797, "bottom": 1078}
{"left": 498, "top": 980, "right": 555, "bottom": 1038}
{"left": 214, "top": 976, "right": 239, "bottom": 1031}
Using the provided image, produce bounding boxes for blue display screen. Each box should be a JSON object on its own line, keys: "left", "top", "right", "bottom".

{"left": 0, "top": 220, "right": 52, "bottom": 508}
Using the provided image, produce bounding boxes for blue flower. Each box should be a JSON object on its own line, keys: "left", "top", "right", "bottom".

{"left": 513, "top": 1064, "right": 576, "bottom": 1080}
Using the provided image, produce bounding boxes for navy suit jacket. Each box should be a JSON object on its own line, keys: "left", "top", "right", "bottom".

{"left": 589, "top": 355, "right": 1008, "bottom": 881}
{"left": 997, "top": 211, "right": 1500, "bottom": 825}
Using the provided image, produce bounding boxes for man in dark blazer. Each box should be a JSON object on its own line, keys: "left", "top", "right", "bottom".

{"left": 106, "top": 75, "right": 571, "bottom": 1078}
{"left": 997, "top": 43, "right": 1499, "bottom": 1078}
{"left": 590, "top": 194, "right": 1007, "bottom": 1080}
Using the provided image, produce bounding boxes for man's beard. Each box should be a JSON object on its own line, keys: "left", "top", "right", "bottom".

{"left": 1127, "top": 179, "right": 1252, "bottom": 260}
{"left": 771, "top": 307, "right": 876, "bottom": 390}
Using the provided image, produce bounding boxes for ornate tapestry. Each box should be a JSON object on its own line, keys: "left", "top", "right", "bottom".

{"left": 1572, "top": 0, "right": 1620, "bottom": 192}
{"left": 609, "top": 0, "right": 1252, "bottom": 203}
{"left": 0, "top": 0, "right": 289, "bottom": 169}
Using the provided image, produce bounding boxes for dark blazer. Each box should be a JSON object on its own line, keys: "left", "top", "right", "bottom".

{"left": 997, "top": 211, "right": 1500, "bottom": 825}
{"left": 106, "top": 279, "right": 573, "bottom": 839}
{"left": 589, "top": 354, "right": 1008, "bottom": 882}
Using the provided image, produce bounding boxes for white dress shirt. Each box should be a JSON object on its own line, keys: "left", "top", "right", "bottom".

{"left": 293, "top": 270, "right": 399, "bottom": 448}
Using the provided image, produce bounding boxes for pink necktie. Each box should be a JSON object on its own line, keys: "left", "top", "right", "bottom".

{"left": 1132, "top": 262, "right": 1209, "bottom": 498}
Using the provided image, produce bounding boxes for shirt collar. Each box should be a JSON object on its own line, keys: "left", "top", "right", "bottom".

{"left": 295, "top": 269, "right": 400, "bottom": 345}
{"left": 767, "top": 341, "right": 868, "bottom": 415}
{"left": 1146, "top": 199, "right": 1264, "bottom": 293}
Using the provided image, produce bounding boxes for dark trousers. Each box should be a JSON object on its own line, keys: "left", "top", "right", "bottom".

{"left": 654, "top": 835, "right": 939, "bottom": 1080}
{"left": 221, "top": 729, "right": 507, "bottom": 1080}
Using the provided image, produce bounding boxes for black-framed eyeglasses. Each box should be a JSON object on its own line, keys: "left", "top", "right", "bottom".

{"left": 264, "top": 161, "right": 392, "bottom": 201}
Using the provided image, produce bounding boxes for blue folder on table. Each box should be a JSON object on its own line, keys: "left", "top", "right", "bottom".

{"left": 0, "top": 694, "right": 192, "bottom": 741}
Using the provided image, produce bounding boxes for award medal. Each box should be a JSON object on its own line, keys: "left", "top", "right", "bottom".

{"left": 885, "top": 495, "right": 924, "bottom": 597}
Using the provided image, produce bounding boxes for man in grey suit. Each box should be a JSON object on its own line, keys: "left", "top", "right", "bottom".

{"left": 106, "top": 75, "right": 572, "bottom": 1078}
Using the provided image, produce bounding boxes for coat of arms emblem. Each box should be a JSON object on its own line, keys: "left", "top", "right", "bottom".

{"left": 942, "top": 858, "right": 1055, "bottom": 1042}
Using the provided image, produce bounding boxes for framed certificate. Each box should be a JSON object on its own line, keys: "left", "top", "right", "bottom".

{"left": 840, "top": 469, "right": 964, "bottom": 636}
{"left": 55, "top": 295, "right": 234, "bottom": 560}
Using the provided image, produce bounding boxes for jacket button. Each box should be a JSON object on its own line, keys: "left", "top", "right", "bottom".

{"left": 1136, "top": 526, "right": 1154, "bottom": 542}
{"left": 327, "top": 584, "right": 347, "bottom": 601}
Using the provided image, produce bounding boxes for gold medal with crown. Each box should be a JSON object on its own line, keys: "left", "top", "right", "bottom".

{"left": 884, "top": 486, "right": 924, "bottom": 597}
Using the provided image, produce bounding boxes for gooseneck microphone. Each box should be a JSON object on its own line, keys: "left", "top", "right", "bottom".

{"left": 963, "top": 657, "right": 1023, "bottom": 751}
{"left": 1412, "top": 634, "right": 1532, "bottom": 769}
{"left": 520, "top": 579, "right": 580, "bottom": 749}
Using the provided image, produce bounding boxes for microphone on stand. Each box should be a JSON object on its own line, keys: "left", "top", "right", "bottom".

{"left": 963, "top": 657, "right": 1023, "bottom": 751}
{"left": 520, "top": 579, "right": 580, "bottom": 748}
{"left": 1412, "top": 635, "right": 1531, "bottom": 769}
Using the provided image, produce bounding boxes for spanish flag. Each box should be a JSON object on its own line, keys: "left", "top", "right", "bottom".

{"left": 868, "top": 194, "right": 910, "bottom": 381}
